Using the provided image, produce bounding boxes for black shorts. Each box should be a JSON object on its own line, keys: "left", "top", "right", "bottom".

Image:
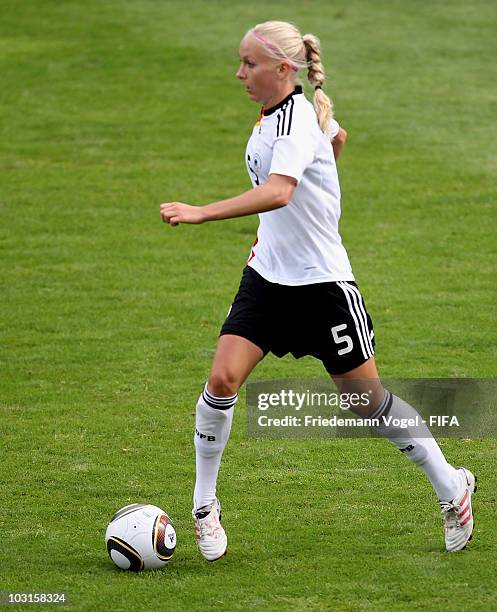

{"left": 220, "top": 266, "right": 375, "bottom": 375}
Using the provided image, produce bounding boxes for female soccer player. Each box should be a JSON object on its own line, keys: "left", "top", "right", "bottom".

{"left": 160, "top": 21, "right": 476, "bottom": 560}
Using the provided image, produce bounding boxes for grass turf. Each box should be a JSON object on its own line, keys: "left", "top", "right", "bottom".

{"left": 1, "top": 0, "right": 496, "bottom": 609}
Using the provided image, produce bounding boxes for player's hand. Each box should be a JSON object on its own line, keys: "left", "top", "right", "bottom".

{"left": 159, "top": 202, "right": 206, "bottom": 226}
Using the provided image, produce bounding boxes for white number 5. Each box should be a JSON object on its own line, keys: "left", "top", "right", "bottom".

{"left": 331, "top": 323, "right": 353, "bottom": 355}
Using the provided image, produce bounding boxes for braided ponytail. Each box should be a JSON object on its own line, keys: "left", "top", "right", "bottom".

{"left": 303, "top": 34, "right": 334, "bottom": 137}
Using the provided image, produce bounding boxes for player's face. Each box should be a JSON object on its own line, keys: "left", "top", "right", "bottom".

{"left": 236, "top": 35, "right": 283, "bottom": 107}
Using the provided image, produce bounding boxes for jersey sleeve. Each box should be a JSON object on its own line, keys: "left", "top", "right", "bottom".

{"left": 329, "top": 118, "right": 340, "bottom": 139}
{"left": 269, "top": 129, "right": 314, "bottom": 184}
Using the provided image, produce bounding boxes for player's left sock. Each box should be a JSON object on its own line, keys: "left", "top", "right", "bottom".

{"left": 372, "top": 390, "right": 460, "bottom": 501}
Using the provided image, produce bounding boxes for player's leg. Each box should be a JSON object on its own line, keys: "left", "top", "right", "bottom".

{"left": 193, "top": 334, "right": 264, "bottom": 561}
{"left": 332, "top": 356, "right": 461, "bottom": 501}
{"left": 194, "top": 266, "right": 269, "bottom": 514}
{"left": 194, "top": 334, "right": 263, "bottom": 511}
{"left": 208, "top": 333, "right": 265, "bottom": 396}
{"left": 331, "top": 356, "right": 476, "bottom": 551}
{"left": 319, "top": 280, "right": 461, "bottom": 502}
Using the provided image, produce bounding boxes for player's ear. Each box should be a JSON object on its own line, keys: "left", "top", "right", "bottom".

{"left": 276, "top": 61, "right": 292, "bottom": 79}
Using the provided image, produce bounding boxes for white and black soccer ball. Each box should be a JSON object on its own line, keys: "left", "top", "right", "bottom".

{"left": 105, "top": 503, "right": 176, "bottom": 571}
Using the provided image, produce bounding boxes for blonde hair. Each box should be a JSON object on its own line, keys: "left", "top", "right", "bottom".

{"left": 248, "top": 21, "right": 334, "bottom": 137}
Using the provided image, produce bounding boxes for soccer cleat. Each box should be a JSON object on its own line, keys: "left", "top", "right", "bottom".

{"left": 192, "top": 499, "right": 227, "bottom": 561}
{"left": 440, "top": 467, "right": 477, "bottom": 552}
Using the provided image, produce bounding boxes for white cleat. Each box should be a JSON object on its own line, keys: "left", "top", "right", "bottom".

{"left": 440, "top": 467, "right": 477, "bottom": 552}
{"left": 192, "top": 499, "right": 227, "bottom": 561}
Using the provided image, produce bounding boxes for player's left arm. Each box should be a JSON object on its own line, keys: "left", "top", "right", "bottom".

{"left": 332, "top": 127, "right": 347, "bottom": 160}
{"left": 160, "top": 173, "right": 296, "bottom": 225}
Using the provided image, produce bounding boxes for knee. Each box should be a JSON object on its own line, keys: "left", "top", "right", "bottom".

{"left": 335, "top": 381, "right": 384, "bottom": 418}
{"left": 207, "top": 370, "right": 240, "bottom": 397}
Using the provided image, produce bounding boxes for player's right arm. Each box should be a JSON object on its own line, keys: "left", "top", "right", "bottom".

{"left": 159, "top": 173, "right": 296, "bottom": 225}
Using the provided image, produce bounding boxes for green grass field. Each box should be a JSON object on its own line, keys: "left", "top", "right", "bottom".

{"left": 1, "top": 0, "right": 497, "bottom": 609}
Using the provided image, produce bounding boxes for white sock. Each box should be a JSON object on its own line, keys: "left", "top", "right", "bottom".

{"left": 371, "top": 390, "right": 460, "bottom": 501}
{"left": 193, "top": 383, "right": 237, "bottom": 511}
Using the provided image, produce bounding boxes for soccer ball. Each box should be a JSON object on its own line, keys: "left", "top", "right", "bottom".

{"left": 105, "top": 503, "right": 176, "bottom": 571}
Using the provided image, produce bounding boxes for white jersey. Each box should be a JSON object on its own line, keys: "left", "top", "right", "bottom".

{"left": 245, "top": 85, "right": 354, "bottom": 286}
